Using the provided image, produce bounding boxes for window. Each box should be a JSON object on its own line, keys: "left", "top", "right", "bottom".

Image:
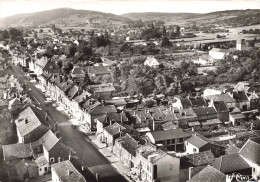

{"left": 50, "top": 157, "right": 55, "bottom": 163}
{"left": 193, "top": 148, "right": 197, "bottom": 152}
{"left": 39, "top": 168, "right": 42, "bottom": 171}
{"left": 186, "top": 142, "right": 188, "bottom": 146}
{"left": 44, "top": 167, "right": 48, "bottom": 172}
{"left": 253, "top": 168, "right": 255, "bottom": 173}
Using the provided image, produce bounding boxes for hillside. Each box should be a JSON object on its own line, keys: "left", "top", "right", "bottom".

{"left": 0, "top": 8, "right": 130, "bottom": 28}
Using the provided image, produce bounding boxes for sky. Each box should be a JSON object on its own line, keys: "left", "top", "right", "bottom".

{"left": 0, "top": 0, "right": 260, "bottom": 18}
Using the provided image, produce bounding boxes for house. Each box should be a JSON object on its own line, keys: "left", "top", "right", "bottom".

{"left": 34, "top": 56, "right": 60, "bottom": 76}
{"left": 41, "top": 130, "right": 71, "bottom": 164}
{"left": 204, "top": 93, "right": 237, "bottom": 108}
{"left": 8, "top": 97, "right": 23, "bottom": 112}
{"left": 200, "top": 118, "right": 222, "bottom": 130}
{"left": 246, "top": 92, "right": 260, "bottom": 110}
{"left": 208, "top": 48, "right": 230, "bottom": 60}
{"left": 192, "top": 54, "right": 214, "bottom": 66}
{"left": 15, "top": 159, "right": 39, "bottom": 181}
{"left": 88, "top": 83, "right": 115, "bottom": 99}
{"left": 161, "top": 121, "right": 178, "bottom": 130}
{"left": 103, "top": 122, "right": 126, "bottom": 146}
{"left": 114, "top": 133, "right": 140, "bottom": 168}
{"left": 239, "top": 138, "right": 260, "bottom": 179}
{"left": 225, "top": 145, "right": 240, "bottom": 155}
{"left": 185, "top": 134, "right": 223, "bottom": 156}
{"left": 35, "top": 155, "right": 49, "bottom": 176}
{"left": 203, "top": 88, "right": 222, "bottom": 97}
{"left": 84, "top": 66, "right": 111, "bottom": 78}
{"left": 51, "top": 160, "right": 86, "bottom": 182}
{"left": 70, "top": 66, "right": 85, "bottom": 79}
{"left": 135, "top": 149, "right": 180, "bottom": 182}
{"left": 175, "top": 108, "right": 198, "bottom": 128}
{"left": 15, "top": 106, "right": 49, "bottom": 143}
{"left": 172, "top": 97, "right": 192, "bottom": 109}
{"left": 180, "top": 151, "right": 215, "bottom": 182}
{"left": 85, "top": 103, "right": 117, "bottom": 131}
{"left": 211, "top": 153, "right": 251, "bottom": 174}
{"left": 187, "top": 165, "right": 226, "bottom": 182}
{"left": 232, "top": 91, "right": 250, "bottom": 111}
{"left": 144, "top": 56, "right": 161, "bottom": 68}
{"left": 209, "top": 100, "right": 229, "bottom": 123}
{"left": 146, "top": 129, "right": 191, "bottom": 151}
{"left": 2, "top": 143, "right": 33, "bottom": 162}
{"left": 229, "top": 107, "right": 245, "bottom": 126}
{"left": 192, "top": 107, "right": 218, "bottom": 121}
{"left": 96, "top": 112, "right": 129, "bottom": 142}
{"left": 105, "top": 98, "right": 127, "bottom": 110}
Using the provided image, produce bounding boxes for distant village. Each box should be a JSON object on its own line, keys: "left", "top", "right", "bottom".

{"left": 0, "top": 17, "right": 260, "bottom": 182}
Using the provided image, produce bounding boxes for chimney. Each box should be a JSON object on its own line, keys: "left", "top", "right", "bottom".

{"left": 67, "top": 170, "right": 73, "bottom": 176}
{"left": 58, "top": 157, "right": 61, "bottom": 163}
{"left": 189, "top": 167, "right": 193, "bottom": 179}
{"left": 120, "top": 113, "right": 123, "bottom": 124}
{"left": 81, "top": 166, "right": 85, "bottom": 171}
{"left": 96, "top": 173, "right": 99, "bottom": 182}
{"left": 152, "top": 117, "right": 155, "bottom": 131}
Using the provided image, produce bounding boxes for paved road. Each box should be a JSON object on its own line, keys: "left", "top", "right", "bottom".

{"left": 11, "top": 65, "right": 127, "bottom": 182}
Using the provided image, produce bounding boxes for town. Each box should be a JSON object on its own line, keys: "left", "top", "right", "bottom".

{"left": 0, "top": 5, "right": 260, "bottom": 182}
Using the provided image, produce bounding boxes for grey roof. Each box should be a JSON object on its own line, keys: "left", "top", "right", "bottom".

{"left": 202, "top": 118, "right": 222, "bottom": 126}
{"left": 118, "top": 134, "right": 139, "bottom": 156}
{"left": 213, "top": 101, "right": 229, "bottom": 112}
{"left": 2, "top": 143, "right": 33, "bottom": 160}
{"left": 141, "top": 149, "right": 168, "bottom": 164}
{"left": 15, "top": 106, "right": 43, "bottom": 137}
{"left": 52, "top": 160, "right": 86, "bottom": 182}
{"left": 205, "top": 93, "right": 236, "bottom": 103}
{"left": 230, "top": 113, "right": 245, "bottom": 120}
{"left": 239, "top": 138, "right": 260, "bottom": 165}
{"left": 148, "top": 129, "right": 191, "bottom": 142}
{"left": 211, "top": 153, "right": 250, "bottom": 173}
{"left": 89, "top": 105, "right": 117, "bottom": 115}
{"left": 35, "top": 155, "right": 48, "bottom": 167}
{"left": 41, "top": 130, "right": 59, "bottom": 151}
{"left": 104, "top": 122, "right": 126, "bottom": 136}
{"left": 193, "top": 107, "right": 217, "bottom": 116}
{"left": 187, "top": 165, "right": 226, "bottom": 182}
{"left": 182, "top": 150, "right": 215, "bottom": 167}
{"left": 186, "top": 134, "right": 208, "bottom": 148}
{"left": 180, "top": 98, "right": 192, "bottom": 108}
{"left": 84, "top": 66, "right": 111, "bottom": 75}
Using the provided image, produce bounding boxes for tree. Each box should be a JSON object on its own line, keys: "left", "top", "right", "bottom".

{"left": 161, "top": 37, "right": 172, "bottom": 47}
{"left": 83, "top": 72, "right": 92, "bottom": 87}
{"left": 39, "top": 29, "right": 43, "bottom": 33}
{"left": 162, "top": 26, "right": 167, "bottom": 36}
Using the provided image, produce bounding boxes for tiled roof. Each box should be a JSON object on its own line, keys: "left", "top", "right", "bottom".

{"left": 9, "top": 98, "right": 21, "bottom": 106}
{"left": 211, "top": 153, "right": 250, "bottom": 173}
{"left": 35, "top": 155, "right": 48, "bottom": 167}
{"left": 73, "top": 91, "right": 91, "bottom": 103}
{"left": 106, "top": 98, "right": 127, "bottom": 106}
{"left": 67, "top": 85, "right": 79, "bottom": 99}
{"left": 161, "top": 121, "right": 178, "bottom": 130}
{"left": 40, "top": 130, "right": 59, "bottom": 151}
{"left": 229, "top": 107, "right": 241, "bottom": 113}
{"left": 230, "top": 113, "right": 245, "bottom": 120}
{"left": 15, "top": 106, "right": 43, "bottom": 137}
{"left": 225, "top": 145, "right": 240, "bottom": 155}
{"left": 239, "top": 138, "right": 260, "bottom": 165}
{"left": 89, "top": 105, "right": 117, "bottom": 115}
{"left": 192, "top": 107, "right": 217, "bottom": 116}
{"left": 233, "top": 91, "right": 248, "bottom": 102}
{"left": 52, "top": 160, "right": 86, "bottom": 182}
{"left": 175, "top": 108, "right": 198, "bottom": 120}
{"left": 247, "top": 92, "right": 259, "bottom": 99}
{"left": 35, "top": 57, "right": 49, "bottom": 69}
{"left": 189, "top": 97, "right": 207, "bottom": 107}
{"left": 104, "top": 122, "right": 126, "bottom": 136}
{"left": 84, "top": 66, "right": 111, "bottom": 75}
{"left": 202, "top": 118, "right": 222, "bottom": 126}
{"left": 205, "top": 93, "right": 236, "bottom": 103}
{"left": 2, "top": 143, "right": 33, "bottom": 160}
{"left": 188, "top": 121, "right": 201, "bottom": 126}
{"left": 88, "top": 83, "right": 115, "bottom": 93}
{"left": 213, "top": 101, "right": 229, "bottom": 112}
{"left": 118, "top": 134, "right": 139, "bottom": 156}
{"left": 182, "top": 150, "right": 215, "bottom": 167}
{"left": 180, "top": 98, "right": 192, "bottom": 108}
{"left": 209, "top": 48, "right": 230, "bottom": 54}
{"left": 142, "top": 149, "right": 167, "bottom": 164}
{"left": 186, "top": 134, "right": 208, "bottom": 148}
{"left": 71, "top": 66, "right": 85, "bottom": 76}
{"left": 187, "top": 165, "right": 226, "bottom": 182}
{"left": 107, "top": 112, "right": 129, "bottom": 123}
{"left": 148, "top": 129, "right": 191, "bottom": 142}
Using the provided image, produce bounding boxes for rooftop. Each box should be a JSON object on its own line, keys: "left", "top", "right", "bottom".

{"left": 148, "top": 129, "right": 191, "bottom": 142}
{"left": 186, "top": 134, "right": 208, "bottom": 148}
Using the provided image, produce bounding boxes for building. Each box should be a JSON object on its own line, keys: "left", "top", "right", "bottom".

{"left": 35, "top": 155, "right": 49, "bottom": 176}
{"left": 192, "top": 107, "right": 218, "bottom": 122}
{"left": 144, "top": 56, "right": 161, "bottom": 68}
{"left": 103, "top": 122, "right": 126, "bottom": 146}
{"left": 229, "top": 107, "right": 245, "bottom": 126}
{"left": 209, "top": 100, "right": 229, "bottom": 123}
{"left": 187, "top": 165, "right": 226, "bottom": 182}
{"left": 146, "top": 129, "right": 191, "bottom": 151}
{"left": 204, "top": 93, "right": 237, "bottom": 108}
{"left": 15, "top": 159, "right": 39, "bottom": 181}
{"left": 15, "top": 106, "right": 49, "bottom": 143}
{"left": 185, "top": 134, "right": 223, "bottom": 156}
{"left": 239, "top": 138, "right": 260, "bottom": 179}
{"left": 51, "top": 160, "right": 86, "bottom": 182}
{"left": 211, "top": 153, "right": 251, "bottom": 174}
{"left": 209, "top": 48, "right": 230, "bottom": 60}
{"left": 135, "top": 149, "right": 180, "bottom": 182}
{"left": 87, "top": 83, "right": 115, "bottom": 99}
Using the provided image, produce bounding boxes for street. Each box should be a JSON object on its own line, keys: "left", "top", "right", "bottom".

{"left": 11, "top": 65, "right": 127, "bottom": 182}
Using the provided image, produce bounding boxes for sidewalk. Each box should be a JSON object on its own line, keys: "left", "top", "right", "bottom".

{"left": 87, "top": 133, "right": 131, "bottom": 181}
